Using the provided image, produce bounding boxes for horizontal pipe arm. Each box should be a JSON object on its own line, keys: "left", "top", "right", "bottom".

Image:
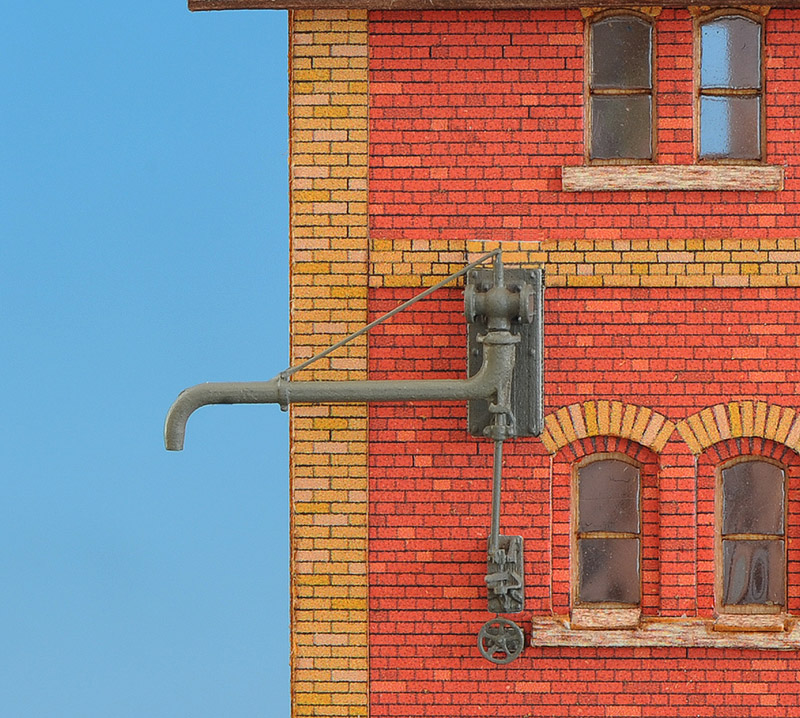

{"left": 164, "top": 334, "right": 516, "bottom": 451}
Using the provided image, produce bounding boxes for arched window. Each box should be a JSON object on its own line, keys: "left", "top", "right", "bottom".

{"left": 588, "top": 13, "right": 654, "bottom": 161}
{"left": 575, "top": 456, "right": 641, "bottom": 606}
{"left": 719, "top": 459, "right": 785, "bottom": 611}
{"left": 698, "top": 12, "right": 763, "bottom": 160}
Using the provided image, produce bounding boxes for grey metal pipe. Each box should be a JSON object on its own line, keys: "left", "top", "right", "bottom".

{"left": 489, "top": 438, "right": 504, "bottom": 556}
{"left": 165, "top": 331, "right": 518, "bottom": 451}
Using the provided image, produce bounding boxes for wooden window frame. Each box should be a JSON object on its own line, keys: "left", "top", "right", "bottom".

{"left": 572, "top": 453, "right": 643, "bottom": 628}
{"left": 693, "top": 7, "right": 767, "bottom": 165}
{"left": 585, "top": 9, "right": 657, "bottom": 165}
{"left": 715, "top": 456, "right": 787, "bottom": 617}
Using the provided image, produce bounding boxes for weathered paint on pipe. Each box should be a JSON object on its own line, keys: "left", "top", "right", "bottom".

{"left": 164, "top": 332, "right": 518, "bottom": 451}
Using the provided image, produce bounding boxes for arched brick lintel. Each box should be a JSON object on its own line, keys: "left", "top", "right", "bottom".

{"left": 540, "top": 401, "right": 676, "bottom": 455}
{"left": 677, "top": 401, "right": 800, "bottom": 456}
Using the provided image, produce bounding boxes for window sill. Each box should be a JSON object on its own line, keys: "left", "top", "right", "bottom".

{"left": 561, "top": 164, "right": 784, "bottom": 192}
{"left": 713, "top": 613, "right": 786, "bottom": 633}
{"left": 531, "top": 615, "right": 799, "bottom": 649}
{"left": 570, "top": 607, "right": 641, "bottom": 630}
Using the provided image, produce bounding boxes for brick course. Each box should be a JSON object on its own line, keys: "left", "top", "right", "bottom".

{"left": 368, "top": 237, "right": 800, "bottom": 288}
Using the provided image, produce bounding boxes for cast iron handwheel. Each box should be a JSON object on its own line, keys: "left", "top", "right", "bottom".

{"left": 477, "top": 617, "right": 524, "bottom": 664}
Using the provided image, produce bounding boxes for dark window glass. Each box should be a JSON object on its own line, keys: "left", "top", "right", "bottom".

{"left": 579, "top": 538, "right": 640, "bottom": 604}
{"left": 699, "top": 15, "right": 762, "bottom": 160}
{"left": 578, "top": 458, "right": 640, "bottom": 533}
{"left": 722, "top": 461, "right": 784, "bottom": 535}
{"left": 723, "top": 539, "right": 784, "bottom": 606}
{"left": 592, "top": 16, "right": 652, "bottom": 89}
{"left": 591, "top": 95, "right": 652, "bottom": 160}
{"left": 589, "top": 15, "right": 653, "bottom": 161}
{"left": 720, "top": 460, "right": 785, "bottom": 609}
{"left": 577, "top": 458, "right": 641, "bottom": 605}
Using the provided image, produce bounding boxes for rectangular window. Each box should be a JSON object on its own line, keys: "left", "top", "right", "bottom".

{"left": 698, "top": 12, "right": 764, "bottom": 161}
{"left": 588, "top": 13, "right": 654, "bottom": 162}
{"left": 570, "top": 7, "right": 784, "bottom": 191}
{"left": 719, "top": 460, "right": 785, "bottom": 611}
{"left": 576, "top": 457, "right": 641, "bottom": 606}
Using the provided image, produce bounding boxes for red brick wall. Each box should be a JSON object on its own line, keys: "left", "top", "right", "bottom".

{"left": 547, "top": 287, "right": 800, "bottom": 414}
{"left": 369, "top": 9, "right": 800, "bottom": 242}
{"left": 368, "top": 288, "right": 800, "bottom": 716}
{"left": 366, "top": 7, "right": 800, "bottom": 717}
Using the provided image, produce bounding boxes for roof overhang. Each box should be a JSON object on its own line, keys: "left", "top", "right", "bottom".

{"left": 190, "top": 0, "right": 799, "bottom": 10}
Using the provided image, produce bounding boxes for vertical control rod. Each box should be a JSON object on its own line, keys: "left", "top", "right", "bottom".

{"left": 490, "top": 436, "right": 504, "bottom": 557}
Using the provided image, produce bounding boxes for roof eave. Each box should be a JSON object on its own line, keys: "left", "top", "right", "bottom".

{"left": 190, "top": 0, "right": 796, "bottom": 10}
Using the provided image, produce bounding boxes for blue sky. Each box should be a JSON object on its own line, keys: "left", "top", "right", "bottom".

{"left": 3, "top": 4, "right": 290, "bottom": 715}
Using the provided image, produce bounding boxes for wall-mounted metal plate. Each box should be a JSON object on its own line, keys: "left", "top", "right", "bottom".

{"left": 467, "top": 267, "right": 544, "bottom": 437}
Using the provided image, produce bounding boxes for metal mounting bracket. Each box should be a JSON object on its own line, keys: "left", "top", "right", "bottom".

{"left": 466, "top": 267, "right": 545, "bottom": 438}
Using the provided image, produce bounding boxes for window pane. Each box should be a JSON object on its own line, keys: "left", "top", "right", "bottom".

{"left": 722, "top": 461, "right": 784, "bottom": 535}
{"left": 700, "top": 96, "right": 760, "bottom": 160}
{"left": 722, "top": 539, "right": 784, "bottom": 606}
{"left": 701, "top": 16, "right": 761, "bottom": 89}
{"left": 591, "top": 95, "right": 652, "bottom": 160}
{"left": 578, "top": 459, "right": 640, "bottom": 533}
{"left": 578, "top": 538, "right": 640, "bottom": 604}
{"left": 591, "top": 16, "right": 652, "bottom": 89}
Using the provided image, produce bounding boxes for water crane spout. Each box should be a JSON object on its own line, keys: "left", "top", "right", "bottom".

{"left": 164, "top": 378, "right": 282, "bottom": 451}
{"left": 163, "top": 252, "right": 543, "bottom": 663}
{"left": 164, "top": 330, "right": 518, "bottom": 451}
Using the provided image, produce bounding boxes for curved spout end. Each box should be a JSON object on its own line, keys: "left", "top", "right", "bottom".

{"left": 164, "top": 389, "right": 191, "bottom": 451}
{"left": 164, "top": 383, "right": 218, "bottom": 451}
{"left": 165, "top": 436, "right": 185, "bottom": 451}
{"left": 163, "top": 379, "right": 284, "bottom": 452}
{"left": 164, "top": 427, "right": 185, "bottom": 451}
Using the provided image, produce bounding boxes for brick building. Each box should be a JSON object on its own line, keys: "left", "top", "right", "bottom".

{"left": 195, "top": 1, "right": 800, "bottom": 715}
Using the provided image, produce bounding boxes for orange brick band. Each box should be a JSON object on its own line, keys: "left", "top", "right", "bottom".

{"left": 367, "top": 237, "right": 800, "bottom": 288}
{"left": 289, "top": 9, "right": 369, "bottom": 717}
